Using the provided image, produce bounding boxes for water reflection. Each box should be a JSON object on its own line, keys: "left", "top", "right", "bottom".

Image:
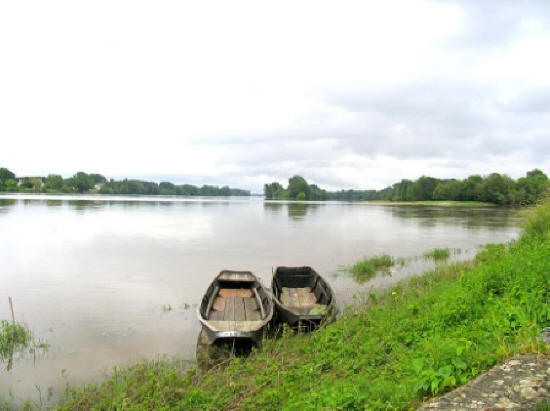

{"left": 263, "top": 202, "right": 284, "bottom": 215}
{"left": 387, "top": 206, "right": 521, "bottom": 230}
{"left": 0, "top": 198, "right": 15, "bottom": 214}
{"left": 287, "top": 203, "right": 320, "bottom": 219}
{"left": 263, "top": 201, "right": 322, "bottom": 220}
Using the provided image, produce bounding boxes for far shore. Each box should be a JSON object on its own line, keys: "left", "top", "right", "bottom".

{"left": 363, "top": 200, "right": 497, "bottom": 207}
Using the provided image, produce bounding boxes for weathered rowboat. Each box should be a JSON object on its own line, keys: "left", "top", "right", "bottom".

{"left": 271, "top": 266, "right": 335, "bottom": 329}
{"left": 197, "top": 270, "right": 274, "bottom": 345}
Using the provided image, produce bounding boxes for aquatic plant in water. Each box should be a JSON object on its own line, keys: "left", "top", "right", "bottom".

{"left": 0, "top": 320, "right": 49, "bottom": 370}
{"left": 424, "top": 247, "right": 451, "bottom": 261}
{"left": 349, "top": 254, "right": 394, "bottom": 283}
{"left": 0, "top": 320, "right": 32, "bottom": 362}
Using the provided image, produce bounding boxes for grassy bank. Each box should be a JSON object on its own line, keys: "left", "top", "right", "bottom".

{"left": 365, "top": 200, "right": 497, "bottom": 207}
{"left": 58, "top": 202, "right": 550, "bottom": 409}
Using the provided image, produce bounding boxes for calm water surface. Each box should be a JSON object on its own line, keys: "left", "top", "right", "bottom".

{"left": 0, "top": 194, "right": 521, "bottom": 404}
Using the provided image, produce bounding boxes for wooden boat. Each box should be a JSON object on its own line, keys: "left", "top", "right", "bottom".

{"left": 271, "top": 266, "right": 335, "bottom": 329}
{"left": 197, "top": 270, "right": 274, "bottom": 345}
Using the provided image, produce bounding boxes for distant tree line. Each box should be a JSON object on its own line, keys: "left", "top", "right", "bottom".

{"left": 264, "top": 176, "right": 330, "bottom": 201}
{"left": 265, "top": 169, "right": 550, "bottom": 205}
{"left": 0, "top": 167, "right": 250, "bottom": 196}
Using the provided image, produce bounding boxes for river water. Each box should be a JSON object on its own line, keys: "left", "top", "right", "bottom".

{"left": 0, "top": 194, "right": 521, "bottom": 405}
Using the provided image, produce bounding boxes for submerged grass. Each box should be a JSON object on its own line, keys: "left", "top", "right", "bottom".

{"left": 57, "top": 201, "right": 550, "bottom": 409}
{"left": 0, "top": 320, "right": 32, "bottom": 361}
{"left": 424, "top": 247, "right": 451, "bottom": 261}
{"left": 366, "top": 200, "right": 496, "bottom": 207}
{"left": 349, "top": 254, "right": 394, "bottom": 282}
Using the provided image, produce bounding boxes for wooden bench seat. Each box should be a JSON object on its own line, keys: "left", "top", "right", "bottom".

{"left": 208, "top": 288, "right": 261, "bottom": 321}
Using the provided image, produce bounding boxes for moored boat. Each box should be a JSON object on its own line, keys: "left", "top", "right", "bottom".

{"left": 271, "top": 266, "right": 335, "bottom": 329}
{"left": 197, "top": 270, "right": 274, "bottom": 345}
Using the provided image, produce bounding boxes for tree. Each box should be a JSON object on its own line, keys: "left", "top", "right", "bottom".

{"left": 264, "top": 182, "right": 285, "bottom": 199}
{"left": 159, "top": 182, "right": 177, "bottom": 195}
{"left": 0, "top": 167, "right": 16, "bottom": 191}
{"left": 391, "top": 179, "right": 413, "bottom": 201}
{"left": 308, "top": 184, "right": 328, "bottom": 200}
{"left": 178, "top": 184, "right": 200, "bottom": 196}
{"left": 287, "top": 176, "right": 310, "bottom": 200}
{"left": 2, "top": 178, "right": 17, "bottom": 191}
{"left": 478, "top": 173, "right": 516, "bottom": 205}
{"left": 88, "top": 173, "right": 107, "bottom": 185}
{"left": 433, "top": 179, "right": 464, "bottom": 201}
{"left": 516, "top": 169, "right": 549, "bottom": 204}
{"left": 463, "top": 175, "right": 483, "bottom": 201}
{"left": 72, "top": 172, "right": 92, "bottom": 193}
{"left": 43, "top": 174, "right": 64, "bottom": 191}
{"left": 0, "top": 167, "right": 15, "bottom": 181}
{"left": 410, "top": 176, "right": 440, "bottom": 201}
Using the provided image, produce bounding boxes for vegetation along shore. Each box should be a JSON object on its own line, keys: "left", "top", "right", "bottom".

{"left": 265, "top": 169, "right": 549, "bottom": 205}
{"left": 3, "top": 166, "right": 548, "bottom": 206}
{"left": 0, "top": 167, "right": 250, "bottom": 196}
{"left": 49, "top": 198, "right": 549, "bottom": 409}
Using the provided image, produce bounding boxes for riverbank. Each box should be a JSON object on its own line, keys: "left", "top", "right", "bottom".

{"left": 54, "top": 200, "right": 549, "bottom": 409}
{"left": 422, "top": 354, "right": 549, "bottom": 409}
{"left": 364, "top": 200, "right": 497, "bottom": 207}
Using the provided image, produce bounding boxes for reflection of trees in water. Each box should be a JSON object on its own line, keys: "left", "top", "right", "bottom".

{"left": 2, "top": 197, "right": 241, "bottom": 215}
{"left": 65, "top": 199, "right": 234, "bottom": 213}
{"left": 287, "top": 203, "right": 320, "bottom": 220}
{"left": 0, "top": 199, "right": 15, "bottom": 214}
{"left": 68, "top": 200, "right": 109, "bottom": 211}
{"left": 388, "top": 206, "right": 521, "bottom": 230}
{"left": 263, "top": 202, "right": 284, "bottom": 215}
{"left": 44, "top": 200, "right": 63, "bottom": 207}
{"left": 263, "top": 202, "right": 321, "bottom": 220}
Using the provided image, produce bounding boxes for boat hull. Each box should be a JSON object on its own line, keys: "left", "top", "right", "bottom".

{"left": 200, "top": 326, "right": 265, "bottom": 345}
{"left": 273, "top": 300, "right": 335, "bottom": 328}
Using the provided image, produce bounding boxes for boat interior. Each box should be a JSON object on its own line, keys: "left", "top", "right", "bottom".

{"left": 273, "top": 267, "right": 331, "bottom": 315}
{"left": 203, "top": 279, "right": 267, "bottom": 322}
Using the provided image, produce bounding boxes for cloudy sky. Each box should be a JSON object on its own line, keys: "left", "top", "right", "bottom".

{"left": 1, "top": 1, "right": 549, "bottom": 192}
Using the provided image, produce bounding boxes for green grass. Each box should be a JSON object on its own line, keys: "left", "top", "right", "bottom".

{"left": 424, "top": 247, "right": 451, "bottom": 261}
{"left": 348, "top": 254, "right": 394, "bottom": 282}
{"left": 57, "top": 201, "right": 550, "bottom": 409}
{"left": 523, "top": 197, "right": 550, "bottom": 240}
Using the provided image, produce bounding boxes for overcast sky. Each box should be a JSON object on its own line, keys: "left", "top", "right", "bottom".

{"left": 1, "top": 1, "right": 549, "bottom": 192}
